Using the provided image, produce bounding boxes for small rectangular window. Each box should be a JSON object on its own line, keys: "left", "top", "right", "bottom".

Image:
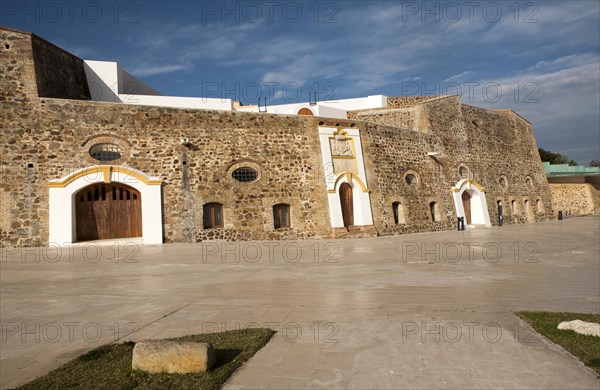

{"left": 204, "top": 203, "right": 223, "bottom": 229}
{"left": 273, "top": 204, "right": 291, "bottom": 229}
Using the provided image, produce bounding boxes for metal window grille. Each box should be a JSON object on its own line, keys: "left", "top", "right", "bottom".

{"left": 232, "top": 168, "right": 258, "bottom": 182}
{"left": 89, "top": 143, "right": 123, "bottom": 162}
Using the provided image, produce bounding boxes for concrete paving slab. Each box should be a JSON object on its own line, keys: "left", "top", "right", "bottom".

{"left": 1, "top": 216, "right": 599, "bottom": 389}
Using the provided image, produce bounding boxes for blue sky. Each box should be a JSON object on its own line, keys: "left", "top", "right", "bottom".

{"left": 3, "top": 1, "right": 599, "bottom": 164}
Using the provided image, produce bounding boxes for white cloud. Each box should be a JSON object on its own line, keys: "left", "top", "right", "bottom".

{"left": 444, "top": 71, "right": 476, "bottom": 83}
{"left": 470, "top": 53, "right": 599, "bottom": 117}
{"left": 465, "top": 52, "right": 600, "bottom": 163}
{"left": 527, "top": 53, "right": 599, "bottom": 72}
{"left": 129, "top": 64, "right": 190, "bottom": 77}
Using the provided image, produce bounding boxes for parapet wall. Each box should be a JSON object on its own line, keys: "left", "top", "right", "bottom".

{"left": 31, "top": 34, "right": 90, "bottom": 100}
{"left": 1, "top": 27, "right": 90, "bottom": 103}
{"left": 386, "top": 96, "right": 440, "bottom": 108}
{"left": 348, "top": 107, "right": 419, "bottom": 132}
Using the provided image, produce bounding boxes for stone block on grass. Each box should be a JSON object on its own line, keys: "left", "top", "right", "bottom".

{"left": 557, "top": 320, "right": 600, "bottom": 337}
{"left": 132, "top": 340, "right": 215, "bottom": 374}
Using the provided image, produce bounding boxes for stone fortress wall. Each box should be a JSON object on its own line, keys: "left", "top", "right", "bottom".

{"left": 549, "top": 184, "right": 600, "bottom": 216}
{"left": 355, "top": 97, "right": 554, "bottom": 236}
{"left": 1, "top": 27, "right": 555, "bottom": 247}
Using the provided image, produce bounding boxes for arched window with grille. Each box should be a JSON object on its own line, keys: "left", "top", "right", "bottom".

{"left": 273, "top": 204, "right": 291, "bottom": 229}
{"left": 203, "top": 203, "right": 223, "bottom": 229}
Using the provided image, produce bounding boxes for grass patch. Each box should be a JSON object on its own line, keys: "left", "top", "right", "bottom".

{"left": 18, "top": 328, "right": 275, "bottom": 390}
{"left": 517, "top": 311, "right": 600, "bottom": 375}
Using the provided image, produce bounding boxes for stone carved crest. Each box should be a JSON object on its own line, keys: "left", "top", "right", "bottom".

{"left": 330, "top": 136, "right": 353, "bottom": 157}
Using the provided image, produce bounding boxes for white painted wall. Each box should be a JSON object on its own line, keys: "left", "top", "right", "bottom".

{"left": 235, "top": 95, "right": 387, "bottom": 118}
{"left": 48, "top": 166, "right": 163, "bottom": 245}
{"left": 118, "top": 94, "right": 233, "bottom": 111}
{"left": 318, "top": 127, "right": 374, "bottom": 228}
{"left": 319, "top": 95, "right": 387, "bottom": 111}
{"left": 316, "top": 105, "right": 347, "bottom": 119}
{"left": 237, "top": 102, "right": 346, "bottom": 118}
{"left": 84, "top": 60, "right": 121, "bottom": 102}
{"left": 84, "top": 60, "right": 233, "bottom": 110}
{"left": 83, "top": 59, "right": 385, "bottom": 115}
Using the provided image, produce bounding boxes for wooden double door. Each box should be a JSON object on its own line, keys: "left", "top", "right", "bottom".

{"left": 75, "top": 183, "right": 142, "bottom": 241}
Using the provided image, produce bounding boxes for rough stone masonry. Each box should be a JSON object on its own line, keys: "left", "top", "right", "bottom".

{"left": 0, "top": 26, "right": 555, "bottom": 247}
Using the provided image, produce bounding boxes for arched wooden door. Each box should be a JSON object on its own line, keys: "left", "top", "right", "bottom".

{"left": 297, "top": 108, "right": 314, "bottom": 116}
{"left": 339, "top": 183, "right": 354, "bottom": 228}
{"left": 462, "top": 191, "right": 472, "bottom": 225}
{"left": 75, "top": 183, "right": 142, "bottom": 241}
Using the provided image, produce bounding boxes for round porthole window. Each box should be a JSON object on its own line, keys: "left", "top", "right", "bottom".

{"left": 525, "top": 176, "right": 533, "bottom": 190}
{"left": 405, "top": 174, "right": 417, "bottom": 185}
{"left": 498, "top": 175, "right": 508, "bottom": 190}
{"left": 232, "top": 167, "right": 259, "bottom": 182}
{"left": 89, "top": 143, "right": 123, "bottom": 162}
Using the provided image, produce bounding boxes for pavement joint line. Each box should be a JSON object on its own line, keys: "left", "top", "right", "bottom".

{"left": 271, "top": 375, "right": 311, "bottom": 380}
{"left": 114, "top": 303, "right": 193, "bottom": 342}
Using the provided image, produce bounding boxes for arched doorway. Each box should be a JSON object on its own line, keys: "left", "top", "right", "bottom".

{"left": 48, "top": 165, "right": 163, "bottom": 245}
{"left": 462, "top": 191, "right": 472, "bottom": 224}
{"left": 297, "top": 108, "right": 314, "bottom": 116}
{"left": 339, "top": 182, "right": 354, "bottom": 227}
{"left": 75, "top": 183, "right": 142, "bottom": 241}
{"left": 327, "top": 172, "right": 373, "bottom": 229}
{"left": 451, "top": 179, "right": 491, "bottom": 228}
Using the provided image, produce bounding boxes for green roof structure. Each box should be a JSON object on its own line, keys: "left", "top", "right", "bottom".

{"left": 543, "top": 162, "right": 600, "bottom": 178}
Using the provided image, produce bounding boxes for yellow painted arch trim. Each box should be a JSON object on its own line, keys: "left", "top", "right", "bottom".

{"left": 451, "top": 179, "right": 485, "bottom": 193}
{"left": 47, "top": 166, "right": 162, "bottom": 188}
{"left": 327, "top": 172, "right": 370, "bottom": 193}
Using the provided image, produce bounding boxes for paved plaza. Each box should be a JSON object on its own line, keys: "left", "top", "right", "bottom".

{"left": 1, "top": 216, "right": 599, "bottom": 389}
